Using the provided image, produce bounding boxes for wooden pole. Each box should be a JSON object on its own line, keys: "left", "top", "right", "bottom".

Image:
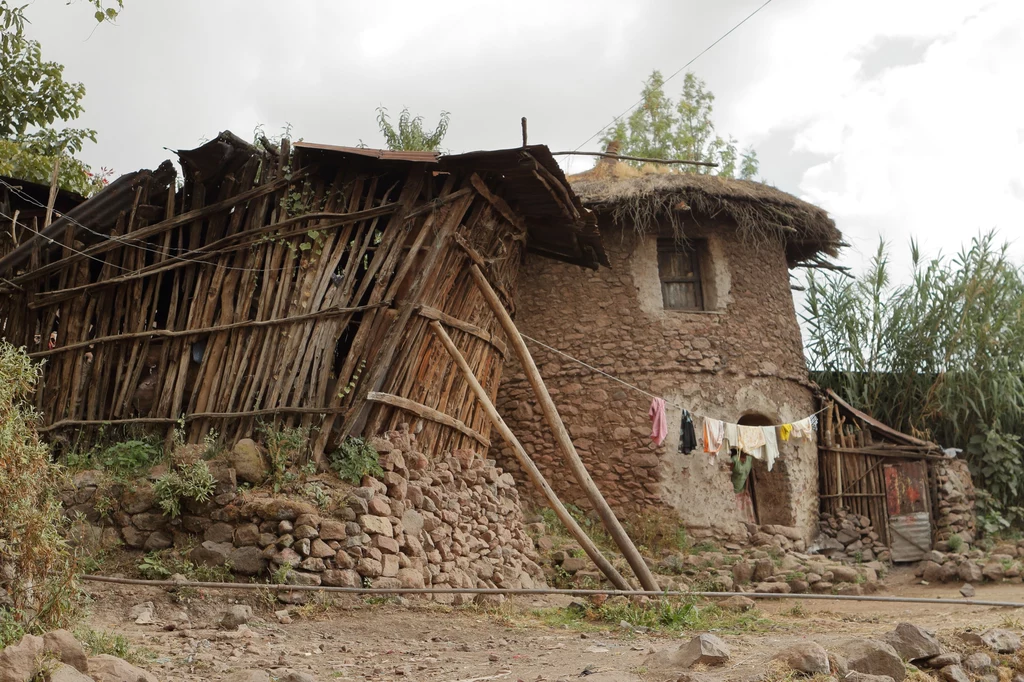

{"left": 465, "top": 262, "right": 660, "bottom": 591}
{"left": 44, "top": 157, "right": 60, "bottom": 229}
{"left": 521, "top": 117, "right": 528, "bottom": 147}
{"left": 429, "top": 321, "right": 631, "bottom": 591}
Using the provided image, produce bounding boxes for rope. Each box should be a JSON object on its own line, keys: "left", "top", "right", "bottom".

{"left": 80, "top": 575, "right": 1024, "bottom": 608}
{"left": 521, "top": 332, "right": 827, "bottom": 427}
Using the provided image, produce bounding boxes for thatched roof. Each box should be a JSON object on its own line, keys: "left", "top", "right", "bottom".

{"left": 568, "top": 160, "right": 842, "bottom": 264}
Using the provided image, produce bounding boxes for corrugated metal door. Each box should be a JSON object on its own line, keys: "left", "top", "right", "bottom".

{"left": 884, "top": 461, "right": 932, "bottom": 562}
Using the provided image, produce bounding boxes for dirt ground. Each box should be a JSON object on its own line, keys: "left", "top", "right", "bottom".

{"left": 79, "top": 567, "right": 1024, "bottom": 682}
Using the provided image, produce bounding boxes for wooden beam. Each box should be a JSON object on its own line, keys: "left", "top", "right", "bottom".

{"left": 465, "top": 258, "right": 660, "bottom": 592}
{"left": 416, "top": 304, "right": 507, "bottom": 357}
{"left": 428, "top": 320, "right": 632, "bottom": 591}
{"left": 468, "top": 174, "right": 525, "bottom": 232}
{"left": 366, "top": 391, "right": 490, "bottom": 448}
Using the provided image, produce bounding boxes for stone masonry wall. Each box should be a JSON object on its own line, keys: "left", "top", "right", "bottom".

{"left": 64, "top": 428, "right": 545, "bottom": 601}
{"left": 934, "top": 458, "right": 977, "bottom": 547}
{"left": 494, "top": 217, "right": 820, "bottom": 539}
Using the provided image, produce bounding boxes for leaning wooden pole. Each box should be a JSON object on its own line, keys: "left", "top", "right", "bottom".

{"left": 465, "top": 262, "right": 660, "bottom": 591}
{"left": 429, "top": 321, "right": 632, "bottom": 591}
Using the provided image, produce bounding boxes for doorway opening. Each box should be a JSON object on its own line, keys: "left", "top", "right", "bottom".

{"left": 738, "top": 412, "right": 795, "bottom": 526}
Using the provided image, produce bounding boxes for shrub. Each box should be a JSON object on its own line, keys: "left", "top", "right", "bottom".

{"left": 328, "top": 437, "right": 383, "bottom": 485}
{"left": 0, "top": 342, "right": 78, "bottom": 646}
{"left": 154, "top": 459, "right": 216, "bottom": 517}
{"left": 258, "top": 421, "right": 310, "bottom": 492}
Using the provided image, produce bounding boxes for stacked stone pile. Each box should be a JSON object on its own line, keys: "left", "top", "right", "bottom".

{"left": 934, "top": 459, "right": 977, "bottom": 547}
{"left": 915, "top": 541, "right": 1024, "bottom": 585}
{"left": 817, "top": 509, "right": 891, "bottom": 563}
{"left": 61, "top": 429, "right": 545, "bottom": 602}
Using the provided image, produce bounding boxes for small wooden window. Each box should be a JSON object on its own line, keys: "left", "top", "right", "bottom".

{"left": 657, "top": 238, "right": 704, "bottom": 311}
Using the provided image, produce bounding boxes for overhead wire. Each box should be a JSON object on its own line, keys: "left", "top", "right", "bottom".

{"left": 568, "top": 0, "right": 777, "bottom": 162}
{"left": 0, "top": 178, "right": 309, "bottom": 276}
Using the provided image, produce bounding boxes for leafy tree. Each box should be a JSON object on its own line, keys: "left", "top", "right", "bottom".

{"left": 0, "top": 1, "right": 122, "bottom": 196}
{"left": 601, "top": 70, "right": 758, "bottom": 180}
{"left": 375, "top": 106, "right": 450, "bottom": 152}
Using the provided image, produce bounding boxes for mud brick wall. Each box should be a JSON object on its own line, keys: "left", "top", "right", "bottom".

{"left": 494, "top": 219, "right": 820, "bottom": 539}
{"left": 63, "top": 429, "right": 545, "bottom": 601}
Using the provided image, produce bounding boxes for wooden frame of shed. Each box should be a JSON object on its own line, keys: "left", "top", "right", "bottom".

{"left": 819, "top": 389, "right": 946, "bottom": 560}
{"left": 0, "top": 131, "right": 604, "bottom": 464}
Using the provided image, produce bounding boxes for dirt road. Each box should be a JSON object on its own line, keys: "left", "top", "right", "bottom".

{"left": 79, "top": 568, "right": 1024, "bottom": 681}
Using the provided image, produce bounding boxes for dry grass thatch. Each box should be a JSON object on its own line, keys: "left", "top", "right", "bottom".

{"left": 569, "top": 160, "right": 842, "bottom": 262}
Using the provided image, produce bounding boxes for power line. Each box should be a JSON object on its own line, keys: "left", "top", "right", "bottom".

{"left": 570, "top": 0, "right": 777, "bottom": 158}
{"left": 0, "top": 179, "right": 329, "bottom": 276}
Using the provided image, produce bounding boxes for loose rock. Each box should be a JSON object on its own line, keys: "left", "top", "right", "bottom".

{"left": 837, "top": 639, "right": 906, "bottom": 682}
{"left": 772, "top": 642, "right": 830, "bottom": 675}
{"left": 882, "top": 622, "right": 942, "bottom": 661}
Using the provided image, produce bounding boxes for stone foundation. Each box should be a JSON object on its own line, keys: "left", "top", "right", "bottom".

{"left": 63, "top": 429, "right": 545, "bottom": 601}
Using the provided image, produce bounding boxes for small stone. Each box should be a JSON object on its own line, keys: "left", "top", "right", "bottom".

{"left": 924, "top": 653, "right": 962, "bottom": 669}
{"left": 882, "top": 622, "right": 942, "bottom": 661}
{"left": 981, "top": 628, "right": 1021, "bottom": 653}
{"left": 939, "top": 666, "right": 971, "bottom": 682}
{"left": 960, "top": 583, "right": 976, "bottom": 598}
{"left": 964, "top": 652, "right": 992, "bottom": 673}
{"left": 837, "top": 638, "right": 906, "bottom": 681}
{"left": 773, "top": 642, "right": 830, "bottom": 675}
{"left": 717, "top": 595, "right": 756, "bottom": 612}
{"left": 220, "top": 605, "right": 253, "bottom": 629}
{"left": 43, "top": 629, "right": 89, "bottom": 673}
{"left": 46, "top": 663, "right": 94, "bottom": 682}
{"left": 130, "top": 601, "right": 155, "bottom": 624}
{"left": 648, "top": 633, "right": 730, "bottom": 670}
{"left": 274, "top": 610, "right": 292, "bottom": 624}
{"left": 0, "top": 633, "right": 43, "bottom": 682}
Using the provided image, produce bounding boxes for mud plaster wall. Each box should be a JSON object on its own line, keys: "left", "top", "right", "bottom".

{"left": 494, "top": 217, "right": 819, "bottom": 539}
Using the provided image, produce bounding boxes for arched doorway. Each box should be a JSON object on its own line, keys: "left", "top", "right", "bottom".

{"left": 737, "top": 413, "right": 795, "bottom": 526}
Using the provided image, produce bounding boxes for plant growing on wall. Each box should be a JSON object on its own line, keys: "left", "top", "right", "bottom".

{"left": 328, "top": 437, "right": 383, "bottom": 485}
{"left": 153, "top": 459, "right": 216, "bottom": 518}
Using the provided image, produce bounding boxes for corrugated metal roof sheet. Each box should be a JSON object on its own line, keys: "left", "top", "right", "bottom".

{"left": 293, "top": 142, "right": 439, "bottom": 163}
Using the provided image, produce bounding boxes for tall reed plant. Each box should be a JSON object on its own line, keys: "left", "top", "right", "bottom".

{"left": 803, "top": 232, "right": 1024, "bottom": 529}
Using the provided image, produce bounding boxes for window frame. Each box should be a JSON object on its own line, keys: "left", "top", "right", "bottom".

{"left": 656, "top": 237, "right": 705, "bottom": 311}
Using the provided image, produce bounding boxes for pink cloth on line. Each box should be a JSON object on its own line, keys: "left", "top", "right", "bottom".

{"left": 649, "top": 397, "right": 668, "bottom": 446}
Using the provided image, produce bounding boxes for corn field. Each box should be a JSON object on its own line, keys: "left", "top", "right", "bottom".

{"left": 803, "top": 232, "right": 1024, "bottom": 530}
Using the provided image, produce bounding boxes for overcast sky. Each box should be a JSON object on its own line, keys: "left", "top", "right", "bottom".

{"left": 23, "top": 0, "right": 1024, "bottom": 278}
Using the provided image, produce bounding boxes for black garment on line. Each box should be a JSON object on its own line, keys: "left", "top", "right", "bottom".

{"left": 678, "top": 409, "right": 697, "bottom": 454}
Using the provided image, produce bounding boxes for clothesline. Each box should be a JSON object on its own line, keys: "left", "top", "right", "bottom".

{"left": 520, "top": 333, "right": 828, "bottom": 427}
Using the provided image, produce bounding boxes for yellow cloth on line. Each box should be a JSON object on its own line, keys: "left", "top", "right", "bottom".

{"left": 779, "top": 423, "right": 793, "bottom": 441}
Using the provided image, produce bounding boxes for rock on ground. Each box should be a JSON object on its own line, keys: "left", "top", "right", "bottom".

{"left": 230, "top": 438, "right": 268, "bottom": 484}
{"left": 940, "top": 665, "right": 971, "bottom": 682}
{"left": 648, "top": 633, "right": 731, "bottom": 671}
{"left": 882, "top": 622, "right": 942, "bottom": 661}
{"left": 717, "top": 595, "right": 756, "bottom": 612}
{"left": 47, "top": 663, "right": 94, "bottom": 682}
{"left": 772, "top": 642, "right": 830, "bottom": 675}
{"left": 837, "top": 638, "right": 907, "bottom": 682}
{"left": 981, "top": 628, "right": 1021, "bottom": 653}
{"left": 924, "top": 653, "right": 962, "bottom": 669}
{"left": 88, "top": 654, "right": 159, "bottom": 682}
{"left": 0, "top": 634, "right": 43, "bottom": 682}
{"left": 223, "top": 671, "right": 272, "bottom": 682}
{"left": 43, "top": 629, "right": 90, "bottom": 674}
{"left": 964, "top": 652, "right": 993, "bottom": 673}
{"left": 960, "top": 583, "right": 976, "bottom": 598}
{"left": 220, "top": 604, "right": 254, "bottom": 629}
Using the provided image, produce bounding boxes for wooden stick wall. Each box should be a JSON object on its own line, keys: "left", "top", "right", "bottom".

{"left": 0, "top": 140, "right": 532, "bottom": 463}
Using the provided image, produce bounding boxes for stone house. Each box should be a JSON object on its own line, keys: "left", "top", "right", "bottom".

{"left": 494, "top": 160, "right": 843, "bottom": 541}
